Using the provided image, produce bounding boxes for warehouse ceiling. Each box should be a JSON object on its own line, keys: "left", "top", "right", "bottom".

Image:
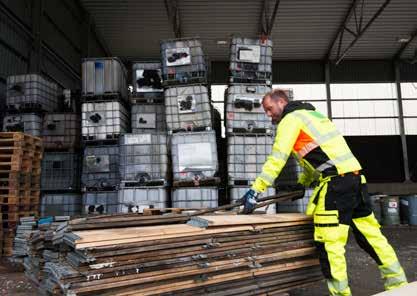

{"left": 80, "top": 0, "right": 417, "bottom": 63}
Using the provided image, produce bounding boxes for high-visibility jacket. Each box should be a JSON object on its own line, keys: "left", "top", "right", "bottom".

{"left": 252, "top": 101, "right": 362, "bottom": 193}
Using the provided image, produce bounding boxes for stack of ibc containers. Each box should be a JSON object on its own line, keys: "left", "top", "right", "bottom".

{"left": 161, "top": 38, "right": 219, "bottom": 209}
{"left": 226, "top": 36, "right": 276, "bottom": 214}
{"left": 40, "top": 89, "right": 82, "bottom": 217}
{"left": 80, "top": 57, "right": 129, "bottom": 215}
{"left": 117, "top": 62, "right": 169, "bottom": 213}
{"left": 4, "top": 74, "right": 58, "bottom": 137}
{"left": 3, "top": 74, "right": 58, "bottom": 218}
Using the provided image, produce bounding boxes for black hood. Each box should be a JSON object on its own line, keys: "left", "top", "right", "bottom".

{"left": 281, "top": 101, "right": 315, "bottom": 119}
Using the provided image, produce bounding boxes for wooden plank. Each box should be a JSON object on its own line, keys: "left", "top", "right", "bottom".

{"left": 95, "top": 259, "right": 319, "bottom": 296}
{"left": 83, "top": 232, "right": 313, "bottom": 266}
{"left": 74, "top": 219, "right": 312, "bottom": 250}
{"left": 74, "top": 238, "right": 314, "bottom": 278}
{"left": 73, "top": 224, "right": 204, "bottom": 244}
{"left": 75, "top": 226, "right": 253, "bottom": 249}
{"left": 191, "top": 214, "right": 311, "bottom": 228}
{"left": 69, "top": 249, "right": 316, "bottom": 289}
{"left": 68, "top": 247, "right": 316, "bottom": 287}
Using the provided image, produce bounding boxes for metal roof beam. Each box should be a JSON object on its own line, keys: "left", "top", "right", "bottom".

{"left": 393, "top": 28, "right": 417, "bottom": 61}
{"left": 259, "top": 0, "right": 281, "bottom": 36}
{"left": 164, "top": 0, "right": 181, "bottom": 38}
{"left": 267, "top": 0, "right": 281, "bottom": 35}
{"left": 326, "top": 0, "right": 359, "bottom": 61}
{"left": 326, "top": 0, "right": 392, "bottom": 65}
{"left": 260, "top": 0, "right": 269, "bottom": 35}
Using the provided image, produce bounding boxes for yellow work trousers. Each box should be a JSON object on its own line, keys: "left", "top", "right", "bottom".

{"left": 307, "top": 173, "right": 407, "bottom": 296}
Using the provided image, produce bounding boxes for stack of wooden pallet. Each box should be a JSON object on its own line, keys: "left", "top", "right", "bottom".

{"left": 33, "top": 213, "right": 321, "bottom": 295}
{"left": 0, "top": 132, "right": 42, "bottom": 256}
{"left": 0, "top": 215, "right": 2, "bottom": 258}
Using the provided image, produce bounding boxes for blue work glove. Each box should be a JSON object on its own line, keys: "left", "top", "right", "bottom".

{"left": 241, "top": 189, "right": 259, "bottom": 214}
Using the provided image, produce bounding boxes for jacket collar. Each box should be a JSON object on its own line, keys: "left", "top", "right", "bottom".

{"left": 281, "top": 101, "right": 315, "bottom": 120}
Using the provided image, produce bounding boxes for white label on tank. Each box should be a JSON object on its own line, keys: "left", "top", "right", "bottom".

{"left": 237, "top": 45, "right": 261, "bottom": 63}
{"left": 178, "top": 95, "right": 196, "bottom": 113}
{"left": 165, "top": 47, "right": 191, "bottom": 66}
{"left": 178, "top": 143, "right": 213, "bottom": 171}
{"left": 388, "top": 208, "right": 397, "bottom": 213}
{"left": 388, "top": 201, "right": 398, "bottom": 208}
{"left": 400, "top": 200, "right": 409, "bottom": 206}
{"left": 125, "top": 134, "right": 152, "bottom": 145}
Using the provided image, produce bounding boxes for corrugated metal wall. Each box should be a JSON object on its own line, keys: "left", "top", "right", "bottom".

{"left": 0, "top": 0, "right": 108, "bottom": 95}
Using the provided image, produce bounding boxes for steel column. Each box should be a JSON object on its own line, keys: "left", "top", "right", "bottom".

{"left": 325, "top": 62, "right": 332, "bottom": 119}
{"left": 394, "top": 62, "right": 410, "bottom": 181}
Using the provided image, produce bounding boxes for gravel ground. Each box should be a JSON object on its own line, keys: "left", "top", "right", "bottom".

{"left": 0, "top": 226, "right": 416, "bottom": 296}
{"left": 292, "top": 226, "right": 417, "bottom": 296}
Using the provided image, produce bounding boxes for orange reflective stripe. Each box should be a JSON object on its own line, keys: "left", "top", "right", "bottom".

{"left": 293, "top": 130, "right": 315, "bottom": 158}
{"left": 297, "top": 141, "right": 319, "bottom": 158}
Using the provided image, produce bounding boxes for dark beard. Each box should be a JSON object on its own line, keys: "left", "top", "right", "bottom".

{"left": 271, "top": 115, "right": 281, "bottom": 125}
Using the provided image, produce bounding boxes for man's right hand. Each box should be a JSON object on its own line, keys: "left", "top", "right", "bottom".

{"left": 241, "top": 189, "right": 259, "bottom": 214}
{"left": 290, "top": 183, "right": 306, "bottom": 200}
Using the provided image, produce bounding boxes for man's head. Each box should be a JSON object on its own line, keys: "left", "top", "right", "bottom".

{"left": 262, "top": 89, "right": 289, "bottom": 124}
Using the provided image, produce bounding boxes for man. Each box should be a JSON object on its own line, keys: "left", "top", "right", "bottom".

{"left": 241, "top": 89, "right": 408, "bottom": 296}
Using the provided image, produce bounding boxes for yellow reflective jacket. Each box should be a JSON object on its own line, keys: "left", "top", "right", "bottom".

{"left": 252, "top": 102, "right": 362, "bottom": 193}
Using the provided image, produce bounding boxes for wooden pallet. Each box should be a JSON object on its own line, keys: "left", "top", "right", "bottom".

{"left": 0, "top": 173, "right": 32, "bottom": 187}
{"left": 0, "top": 204, "right": 38, "bottom": 213}
{"left": 0, "top": 133, "right": 43, "bottom": 257}
{"left": 0, "top": 132, "right": 42, "bottom": 147}
{"left": 1, "top": 211, "right": 38, "bottom": 223}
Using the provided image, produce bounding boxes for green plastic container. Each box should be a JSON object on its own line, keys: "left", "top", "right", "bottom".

{"left": 408, "top": 195, "right": 417, "bottom": 226}
{"left": 400, "top": 196, "right": 410, "bottom": 224}
{"left": 370, "top": 194, "right": 384, "bottom": 223}
{"left": 381, "top": 196, "right": 400, "bottom": 225}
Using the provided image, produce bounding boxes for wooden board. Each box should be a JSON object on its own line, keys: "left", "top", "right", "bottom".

{"left": 73, "top": 215, "right": 312, "bottom": 249}
{"left": 191, "top": 214, "right": 311, "bottom": 228}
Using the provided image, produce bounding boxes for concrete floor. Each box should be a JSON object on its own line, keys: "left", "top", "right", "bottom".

{"left": 0, "top": 226, "right": 416, "bottom": 296}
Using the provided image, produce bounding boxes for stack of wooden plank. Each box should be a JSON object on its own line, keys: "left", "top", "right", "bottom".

{"left": 67, "top": 212, "right": 191, "bottom": 231}
{"left": 0, "top": 132, "right": 42, "bottom": 256}
{"left": 36, "top": 213, "right": 321, "bottom": 295}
